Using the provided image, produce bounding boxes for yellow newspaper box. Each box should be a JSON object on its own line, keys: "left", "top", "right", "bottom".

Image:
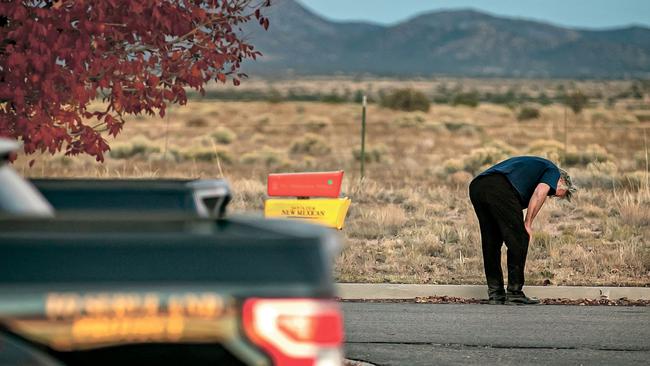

{"left": 264, "top": 198, "right": 351, "bottom": 230}
{"left": 264, "top": 171, "right": 351, "bottom": 229}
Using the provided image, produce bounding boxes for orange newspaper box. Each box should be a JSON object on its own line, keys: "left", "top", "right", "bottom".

{"left": 264, "top": 171, "right": 351, "bottom": 230}
{"left": 267, "top": 171, "right": 344, "bottom": 198}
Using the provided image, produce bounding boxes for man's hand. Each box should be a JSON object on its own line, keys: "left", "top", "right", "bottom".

{"left": 525, "top": 223, "right": 533, "bottom": 238}
{"left": 524, "top": 183, "right": 550, "bottom": 240}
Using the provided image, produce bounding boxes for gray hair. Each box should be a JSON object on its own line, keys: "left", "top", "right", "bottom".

{"left": 558, "top": 168, "right": 577, "bottom": 202}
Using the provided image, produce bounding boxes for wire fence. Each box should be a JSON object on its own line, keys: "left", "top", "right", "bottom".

{"left": 165, "top": 119, "right": 650, "bottom": 130}
{"left": 165, "top": 112, "right": 650, "bottom": 130}
{"left": 156, "top": 101, "right": 650, "bottom": 172}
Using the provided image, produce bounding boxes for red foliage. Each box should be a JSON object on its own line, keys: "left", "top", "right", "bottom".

{"left": 0, "top": 0, "right": 270, "bottom": 161}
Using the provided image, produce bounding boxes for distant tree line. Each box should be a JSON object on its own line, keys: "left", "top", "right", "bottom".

{"left": 187, "top": 80, "right": 648, "bottom": 112}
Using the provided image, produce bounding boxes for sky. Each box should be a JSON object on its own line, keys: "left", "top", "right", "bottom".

{"left": 298, "top": 0, "right": 650, "bottom": 29}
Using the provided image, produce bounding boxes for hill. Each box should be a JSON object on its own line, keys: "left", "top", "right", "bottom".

{"left": 243, "top": 0, "right": 650, "bottom": 78}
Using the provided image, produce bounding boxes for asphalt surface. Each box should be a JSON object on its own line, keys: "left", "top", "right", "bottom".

{"left": 342, "top": 302, "right": 650, "bottom": 366}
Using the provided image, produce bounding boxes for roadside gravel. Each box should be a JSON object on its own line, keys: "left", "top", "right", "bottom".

{"left": 339, "top": 295, "right": 650, "bottom": 306}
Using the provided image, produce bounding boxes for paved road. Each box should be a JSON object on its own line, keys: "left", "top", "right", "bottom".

{"left": 342, "top": 302, "right": 650, "bottom": 366}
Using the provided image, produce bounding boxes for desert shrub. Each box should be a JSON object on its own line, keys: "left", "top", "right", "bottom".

{"left": 528, "top": 140, "right": 611, "bottom": 166}
{"left": 485, "top": 140, "right": 518, "bottom": 156}
{"left": 129, "top": 136, "right": 160, "bottom": 155}
{"left": 528, "top": 139, "right": 564, "bottom": 153}
{"left": 304, "top": 116, "right": 332, "bottom": 131}
{"left": 196, "top": 136, "right": 214, "bottom": 147}
{"left": 563, "top": 90, "right": 588, "bottom": 114}
{"left": 147, "top": 150, "right": 181, "bottom": 163}
{"left": 295, "top": 105, "right": 306, "bottom": 114}
{"left": 290, "top": 134, "right": 332, "bottom": 156}
{"left": 443, "top": 121, "right": 468, "bottom": 131}
{"left": 527, "top": 139, "right": 564, "bottom": 162}
{"left": 320, "top": 92, "right": 346, "bottom": 104}
{"left": 229, "top": 179, "right": 266, "bottom": 211}
{"left": 536, "top": 92, "right": 553, "bottom": 106}
{"left": 240, "top": 147, "right": 288, "bottom": 168}
{"left": 435, "top": 223, "right": 461, "bottom": 245}
{"left": 211, "top": 127, "right": 237, "bottom": 144}
{"left": 294, "top": 156, "right": 320, "bottom": 170}
{"left": 443, "top": 121, "right": 481, "bottom": 136}
{"left": 423, "top": 121, "right": 447, "bottom": 133}
{"left": 186, "top": 117, "right": 208, "bottom": 127}
{"left": 462, "top": 147, "right": 510, "bottom": 174}
{"left": 451, "top": 91, "right": 480, "bottom": 107}
{"left": 619, "top": 171, "right": 646, "bottom": 190}
{"left": 250, "top": 133, "right": 266, "bottom": 145}
{"left": 529, "top": 231, "right": 553, "bottom": 260}
{"left": 636, "top": 114, "right": 650, "bottom": 122}
{"left": 588, "top": 161, "right": 618, "bottom": 175}
{"left": 253, "top": 114, "right": 273, "bottom": 129}
{"left": 448, "top": 171, "right": 473, "bottom": 187}
{"left": 380, "top": 88, "right": 430, "bottom": 112}
{"left": 442, "top": 158, "right": 465, "bottom": 174}
{"left": 353, "top": 144, "right": 388, "bottom": 163}
{"left": 572, "top": 162, "right": 618, "bottom": 189}
{"left": 634, "top": 151, "right": 649, "bottom": 170}
{"left": 394, "top": 112, "right": 427, "bottom": 127}
{"left": 618, "top": 191, "right": 650, "bottom": 229}
{"left": 517, "top": 106, "right": 540, "bottom": 121}
{"left": 416, "top": 236, "right": 445, "bottom": 258}
{"left": 182, "top": 147, "right": 232, "bottom": 164}
{"left": 432, "top": 94, "right": 451, "bottom": 104}
{"left": 266, "top": 88, "right": 283, "bottom": 104}
{"left": 109, "top": 136, "right": 160, "bottom": 159}
{"left": 616, "top": 117, "right": 639, "bottom": 125}
{"left": 441, "top": 143, "right": 513, "bottom": 175}
{"left": 109, "top": 144, "right": 133, "bottom": 159}
{"left": 573, "top": 171, "right": 612, "bottom": 189}
{"left": 590, "top": 112, "right": 610, "bottom": 124}
{"left": 565, "top": 144, "right": 611, "bottom": 166}
{"left": 353, "top": 90, "right": 365, "bottom": 104}
{"left": 56, "top": 155, "right": 73, "bottom": 166}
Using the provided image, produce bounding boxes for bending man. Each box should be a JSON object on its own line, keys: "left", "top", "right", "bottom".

{"left": 469, "top": 156, "right": 576, "bottom": 305}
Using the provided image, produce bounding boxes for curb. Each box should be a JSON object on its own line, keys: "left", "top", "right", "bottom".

{"left": 336, "top": 283, "right": 650, "bottom": 300}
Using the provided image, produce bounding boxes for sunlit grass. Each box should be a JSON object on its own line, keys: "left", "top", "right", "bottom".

{"left": 14, "top": 80, "right": 650, "bottom": 286}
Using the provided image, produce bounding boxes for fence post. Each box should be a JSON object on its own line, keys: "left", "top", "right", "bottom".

{"left": 360, "top": 95, "right": 367, "bottom": 180}
{"left": 643, "top": 127, "right": 650, "bottom": 190}
{"left": 563, "top": 105, "right": 568, "bottom": 164}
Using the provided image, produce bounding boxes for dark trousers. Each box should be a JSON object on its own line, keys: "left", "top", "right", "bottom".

{"left": 469, "top": 174, "right": 529, "bottom": 296}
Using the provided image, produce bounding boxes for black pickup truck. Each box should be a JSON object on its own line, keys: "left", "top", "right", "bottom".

{"left": 0, "top": 139, "right": 344, "bottom": 366}
{"left": 31, "top": 178, "right": 231, "bottom": 218}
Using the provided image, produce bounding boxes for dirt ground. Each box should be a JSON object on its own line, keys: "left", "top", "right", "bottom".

{"left": 15, "top": 78, "right": 650, "bottom": 287}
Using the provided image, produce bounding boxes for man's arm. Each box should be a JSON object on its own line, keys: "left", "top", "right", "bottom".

{"left": 524, "top": 183, "right": 551, "bottom": 237}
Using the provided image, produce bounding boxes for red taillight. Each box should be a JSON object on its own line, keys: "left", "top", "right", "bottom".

{"left": 242, "top": 298, "right": 344, "bottom": 366}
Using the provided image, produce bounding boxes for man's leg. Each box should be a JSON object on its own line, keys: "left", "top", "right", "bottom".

{"left": 487, "top": 192, "right": 538, "bottom": 304}
{"left": 498, "top": 213, "right": 529, "bottom": 294}
{"left": 470, "top": 182, "right": 505, "bottom": 303}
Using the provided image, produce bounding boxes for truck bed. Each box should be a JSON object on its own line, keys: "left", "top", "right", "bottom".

{"left": 0, "top": 215, "right": 340, "bottom": 366}
{"left": 0, "top": 215, "right": 336, "bottom": 297}
{"left": 31, "top": 178, "right": 231, "bottom": 217}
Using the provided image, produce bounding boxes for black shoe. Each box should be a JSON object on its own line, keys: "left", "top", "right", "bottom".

{"left": 488, "top": 297, "right": 505, "bottom": 305}
{"left": 487, "top": 287, "right": 506, "bottom": 305}
{"left": 506, "top": 292, "right": 540, "bottom": 305}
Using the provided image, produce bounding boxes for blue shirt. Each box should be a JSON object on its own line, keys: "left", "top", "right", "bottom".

{"left": 477, "top": 156, "right": 560, "bottom": 207}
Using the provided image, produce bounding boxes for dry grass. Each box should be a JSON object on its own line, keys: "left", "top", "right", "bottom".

{"left": 211, "top": 127, "right": 237, "bottom": 145}
{"left": 14, "top": 78, "right": 650, "bottom": 287}
{"left": 347, "top": 204, "right": 408, "bottom": 239}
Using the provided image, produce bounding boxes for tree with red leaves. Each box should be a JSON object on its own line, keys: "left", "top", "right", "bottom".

{"left": 0, "top": 0, "right": 270, "bottom": 161}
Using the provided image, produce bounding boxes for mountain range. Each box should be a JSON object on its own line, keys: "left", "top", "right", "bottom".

{"left": 242, "top": 0, "right": 650, "bottom": 78}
